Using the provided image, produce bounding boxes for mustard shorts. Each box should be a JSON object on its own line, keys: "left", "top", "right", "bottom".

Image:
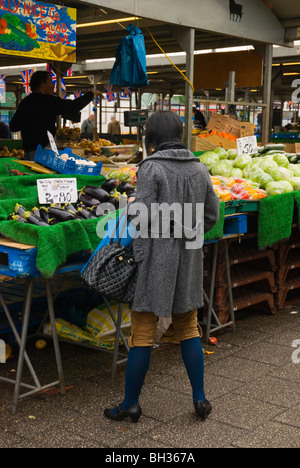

{"left": 128, "top": 309, "right": 202, "bottom": 348}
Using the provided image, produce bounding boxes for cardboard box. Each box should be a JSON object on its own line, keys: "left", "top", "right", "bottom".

{"left": 207, "top": 114, "right": 255, "bottom": 138}
{"left": 191, "top": 136, "right": 216, "bottom": 152}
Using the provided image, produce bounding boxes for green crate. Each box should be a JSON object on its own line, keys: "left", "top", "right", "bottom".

{"left": 236, "top": 200, "right": 260, "bottom": 212}
{"left": 225, "top": 200, "right": 240, "bottom": 214}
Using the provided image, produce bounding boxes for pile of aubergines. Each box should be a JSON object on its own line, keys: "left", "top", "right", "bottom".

{"left": 7, "top": 180, "right": 136, "bottom": 226}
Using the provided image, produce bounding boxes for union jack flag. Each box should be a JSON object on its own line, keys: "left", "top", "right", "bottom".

{"left": 21, "top": 69, "right": 34, "bottom": 95}
{"left": 74, "top": 90, "right": 82, "bottom": 99}
{"left": 48, "top": 66, "right": 57, "bottom": 92}
{"left": 120, "top": 87, "right": 131, "bottom": 98}
{"left": 61, "top": 77, "right": 66, "bottom": 92}
{"left": 104, "top": 84, "right": 115, "bottom": 102}
{"left": 66, "top": 66, "right": 72, "bottom": 77}
{"left": 0, "top": 74, "right": 6, "bottom": 101}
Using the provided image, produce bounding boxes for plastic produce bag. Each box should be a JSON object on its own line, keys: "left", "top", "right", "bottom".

{"left": 110, "top": 24, "right": 149, "bottom": 87}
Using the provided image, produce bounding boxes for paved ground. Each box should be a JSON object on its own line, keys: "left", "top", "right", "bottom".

{"left": 0, "top": 305, "right": 300, "bottom": 449}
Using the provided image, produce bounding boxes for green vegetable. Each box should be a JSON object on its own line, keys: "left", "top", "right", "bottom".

{"left": 211, "top": 160, "right": 233, "bottom": 177}
{"left": 259, "top": 156, "right": 278, "bottom": 174}
{"left": 289, "top": 177, "right": 300, "bottom": 191}
{"left": 269, "top": 167, "right": 293, "bottom": 181}
{"left": 248, "top": 168, "right": 273, "bottom": 189}
{"left": 230, "top": 167, "right": 244, "bottom": 178}
{"left": 234, "top": 153, "right": 252, "bottom": 170}
{"left": 289, "top": 164, "right": 300, "bottom": 177}
{"left": 199, "top": 151, "right": 219, "bottom": 170}
{"left": 213, "top": 147, "right": 228, "bottom": 159}
{"left": 227, "top": 149, "right": 238, "bottom": 160}
{"left": 272, "top": 153, "right": 289, "bottom": 168}
{"left": 265, "top": 181, "right": 294, "bottom": 196}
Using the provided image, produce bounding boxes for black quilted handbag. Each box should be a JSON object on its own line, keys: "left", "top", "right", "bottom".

{"left": 80, "top": 211, "right": 137, "bottom": 304}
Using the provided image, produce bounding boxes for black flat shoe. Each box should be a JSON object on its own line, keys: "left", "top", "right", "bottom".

{"left": 194, "top": 400, "right": 212, "bottom": 421}
{"left": 104, "top": 403, "right": 142, "bottom": 423}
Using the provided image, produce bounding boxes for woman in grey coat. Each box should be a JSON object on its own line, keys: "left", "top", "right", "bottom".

{"left": 104, "top": 111, "right": 219, "bottom": 423}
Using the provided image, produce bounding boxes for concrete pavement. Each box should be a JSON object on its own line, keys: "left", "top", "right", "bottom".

{"left": 0, "top": 305, "right": 300, "bottom": 448}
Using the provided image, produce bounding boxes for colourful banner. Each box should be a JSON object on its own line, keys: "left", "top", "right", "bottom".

{"left": 0, "top": 0, "right": 76, "bottom": 62}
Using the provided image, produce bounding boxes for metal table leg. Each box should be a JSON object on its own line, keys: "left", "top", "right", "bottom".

{"left": 205, "top": 241, "right": 218, "bottom": 344}
{"left": 12, "top": 278, "right": 35, "bottom": 415}
{"left": 0, "top": 277, "right": 66, "bottom": 414}
{"left": 45, "top": 279, "right": 66, "bottom": 395}
{"left": 103, "top": 297, "right": 129, "bottom": 377}
{"left": 203, "top": 238, "right": 236, "bottom": 343}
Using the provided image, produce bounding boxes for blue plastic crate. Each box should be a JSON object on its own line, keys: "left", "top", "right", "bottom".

{"left": 223, "top": 214, "right": 247, "bottom": 235}
{"left": 0, "top": 244, "right": 38, "bottom": 277}
{"left": 34, "top": 145, "right": 102, "bottom": 176}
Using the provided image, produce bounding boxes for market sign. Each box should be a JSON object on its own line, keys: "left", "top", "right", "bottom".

{"left": 0, "top": 0, "right": 76, "bottom": 62}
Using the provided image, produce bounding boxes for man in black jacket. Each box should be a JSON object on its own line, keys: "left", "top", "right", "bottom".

{"left": 10, "top": 71, "right": 94, "bottom": 160}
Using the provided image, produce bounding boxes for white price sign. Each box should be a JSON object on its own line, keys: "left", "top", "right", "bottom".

{"left": 47, "top": 131, "right": 59, "bottom": 155}
{"left": 237, "top": 136, "right": 258, "bottom": 155}
{"left": 37, "top": 178, "right": 78, "bottom": 205}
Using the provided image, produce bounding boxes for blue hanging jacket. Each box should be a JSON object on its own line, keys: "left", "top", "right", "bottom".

{"left": 110, "top": 24, "right": 149, "bottom": 87}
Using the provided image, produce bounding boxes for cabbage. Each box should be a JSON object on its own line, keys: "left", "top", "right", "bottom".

{"left": 250, "top": 170, "right": 273, "bottom": 189}
{"left": 213, "top": 147, "right": 228, "bottom": 159}
{"left": 234, "top": 153, "right": 252, "bottom": 170}
{"left": 272, "top": 153, "right": 289, "bottom": 168}
{"left": 266, "top": 181, "right": 294, "bottom": 196}
{"left": 200, "top": 151, "right": 219, "bottom": 170}
{"left": 247, "top": 167, "right": 272, "bottom": 188}
{"left": 269, "top": 167, "right": 293, "bottom": 181}
{"left": 289, "top": 177, "right": 300, "bottom": 191}
{"left": 227, "top": 149, "right": 238, "bottom": 160}
{"left": 288, "top": 164, "right": 300, "bottom": 177}
{"left": 211, "top": 160, "right": 233, "bottom": 177}
{"left": 230, "top": 167, "right": 244, "bottom": 178}
{"left": 259, "top": 156, "right": 278, "bottom": 174}
{"left": 242, "top": 160, "right": 261, "bottom": 178}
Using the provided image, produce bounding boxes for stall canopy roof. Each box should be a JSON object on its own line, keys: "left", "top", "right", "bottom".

{"left": 1, "top": 0, "right": 300, "bottom": 99}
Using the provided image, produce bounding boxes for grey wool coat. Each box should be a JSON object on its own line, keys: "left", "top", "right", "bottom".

{"left": 129, "top": 145, "right": 220, "bottom": 317}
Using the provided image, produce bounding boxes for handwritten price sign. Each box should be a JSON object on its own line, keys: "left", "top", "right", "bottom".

{"left": 237, "top": 136, "right": 258, "bottom": 155}
{"left": 37, "top": 178, "right": 77, "bottom": 204}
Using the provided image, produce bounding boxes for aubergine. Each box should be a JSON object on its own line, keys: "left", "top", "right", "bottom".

{"left": 23, "top": 211, "right": 49, "bottom": 226}
{"left": 81, "top": 185, "right": 111, "bottom": 203}
{"left": 48, "top": 207, "right": 76, "bottom": 222}
{"left": 64, "top": 203, "right": 78, "bottom": 215}
{"left": 48, "top": 218, "right": 59, "bottom": 225}
{"left": 117, "top": 182, "right": 134, "bottom": 194}
{"left": 39, "top": 206, "right": 50, "bottom": 223}
{"left": 77, "top": 206, "right": 96, "bottom": 219}
{"left": 13, "top": 203, "right": 26, "bottom": 218}
{"left": 101, "top": 179, "right": 117, "bottom": 193}
{"left": 78, "top": 192, "right": 101, "bottom": 207}
{"left": 8, "top": 214, "right": 27, "bottom": 223}
{"left": 32, "top": 207, "right": 41, "bottom": 218}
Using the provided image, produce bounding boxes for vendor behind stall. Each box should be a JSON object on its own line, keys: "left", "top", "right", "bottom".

{"left": 10, "top": 71, "right": 94, "bottom": 161}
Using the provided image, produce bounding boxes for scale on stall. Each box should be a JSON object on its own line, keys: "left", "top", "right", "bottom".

{"left": 124, "top": 110, "right": 148, "bottom": 159}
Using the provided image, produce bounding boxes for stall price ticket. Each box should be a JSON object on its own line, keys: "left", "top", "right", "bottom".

{"left": 237, "top": 135, "right": 258, "bottom": 155}
{"left": 37, "top": 178, "right": 77, "bottom": 204}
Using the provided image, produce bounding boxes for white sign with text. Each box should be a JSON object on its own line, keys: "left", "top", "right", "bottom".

{"left": 37, "top": 178, "right": 78, "bottom": 205}
{"left": 237, "top": 135, "right": 258, "bottom": 155}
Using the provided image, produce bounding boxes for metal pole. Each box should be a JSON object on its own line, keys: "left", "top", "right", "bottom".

{"left": 184, "top": 28, "right": 195, "bottom": 150}
{"left": 262, "top": 44, "right": 273, "bottom": 145}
